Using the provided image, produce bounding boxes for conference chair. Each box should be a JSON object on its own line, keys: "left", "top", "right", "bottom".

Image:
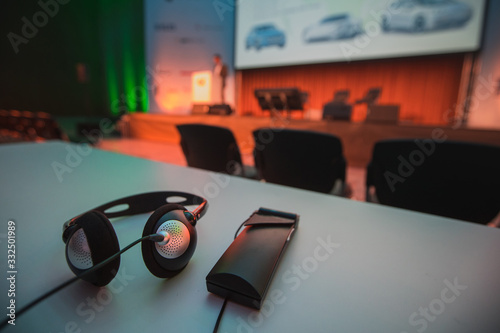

{"left": 355, "top": 87, "right": 381, "bottom": 106}
{"left": 0, "top": 110, "right": 10, "bottom": 132}
{"left": 0, "top": 110, "right": 37, "bottom": 141}
{"left": 366, "top": 139, "right": 500, "bottom": 224}
{"left": 252, "top": 128, "right": 349, "bottom": 195}
{"left": 33, "top": 111, "right": 67, "bottom": 140}
{"left": 0, "top": 110, "right": 67, "bottom": 142}
{"left": 322, "top": 90, "right": 352, "bottom": 121}
{"left": 176, "top": 123, "right": 253, "bottom": 177}
{"left": 0, "top": 129, "right": 30, "bottom": 144}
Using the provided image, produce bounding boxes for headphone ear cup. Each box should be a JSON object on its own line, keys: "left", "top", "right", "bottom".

{"left": 65, "top": 211, "right": 120, "bottom": 286}
{"left": 142, "top": 204, "right": 197, "bottom": 278}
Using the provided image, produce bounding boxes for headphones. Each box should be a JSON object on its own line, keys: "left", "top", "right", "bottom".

{"left": 61, "top": 191, "right": 208, "bottom": 286}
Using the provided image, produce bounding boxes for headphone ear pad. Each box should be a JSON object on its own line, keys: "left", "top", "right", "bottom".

{"left": 142, "top": 204, "right": 197, "bottom": 278}
{"left": 65, "top": 211, "right": 120, "bottom": 286}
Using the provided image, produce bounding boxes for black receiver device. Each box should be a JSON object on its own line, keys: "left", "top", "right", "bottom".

{"left": 206, "top": 208, "right": 299, "bottom": 309}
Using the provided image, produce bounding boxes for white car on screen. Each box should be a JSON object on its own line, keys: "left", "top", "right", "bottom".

{"left": 303, "top": 14, "right": 363, "bottom": 43}
{"left": 381, "top": 0, "right": 472, "bottom": 32}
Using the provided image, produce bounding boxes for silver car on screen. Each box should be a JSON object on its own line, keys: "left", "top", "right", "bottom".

{"left": 303, "top": 14, "right": 363, "bottom": 42}
{"left": 381, "top": 0, "right": 472, "bottom": 32}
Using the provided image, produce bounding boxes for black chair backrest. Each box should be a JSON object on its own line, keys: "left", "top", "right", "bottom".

{"left": 253, "top": 128, "right": 346, "bottom": 193}
{"left": 176, "top": 124, "right": 243, "bottom": 175}
{"left": 366, "top": 139, "right": 500, "bottom": 224}
{"left": 333, "top": 90, "right": 350, "bottom": 104}
{"left": 357, "top": 87, "right": 381, "bottom": 105}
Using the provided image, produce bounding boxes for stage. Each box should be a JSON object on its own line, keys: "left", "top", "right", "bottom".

{"left": 125, "top": 113, "right": 500, "bottom": 168}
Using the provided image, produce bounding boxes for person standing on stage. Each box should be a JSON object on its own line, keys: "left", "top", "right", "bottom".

{"left": 212, "top": 53, "right": 228, "bottom": 104}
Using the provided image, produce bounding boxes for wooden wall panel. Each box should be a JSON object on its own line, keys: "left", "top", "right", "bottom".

{"left": 237, "top": 54, "right": 465, "bottom": 125}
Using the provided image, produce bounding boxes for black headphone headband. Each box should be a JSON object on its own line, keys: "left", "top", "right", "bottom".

{"left": 62, "top": 192, "right": 208, "bottom": 242}
{"left": 92, "top": 191, "right": 207, "bottom": 219}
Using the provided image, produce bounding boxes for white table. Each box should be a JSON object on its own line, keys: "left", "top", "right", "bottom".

{"left": 1, "top": 141, "right": 499, "bottom": 333}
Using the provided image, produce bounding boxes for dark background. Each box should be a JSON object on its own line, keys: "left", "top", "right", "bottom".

{"left": 0, "top": 0, "right": 145, "bottom": 117}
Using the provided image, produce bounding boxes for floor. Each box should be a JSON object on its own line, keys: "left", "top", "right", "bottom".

{"left": 97, "top": 138, "right": 368, "bottom": 201}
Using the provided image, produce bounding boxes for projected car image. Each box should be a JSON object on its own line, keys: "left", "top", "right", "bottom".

{"left": 381, "top": 0, "right": 472, "bottom": 32}
{"left": 246, "top": 24, "right": 286, "bottom": 50}
{"left": 303, "top": 14, "right": 363, "bottom": 42}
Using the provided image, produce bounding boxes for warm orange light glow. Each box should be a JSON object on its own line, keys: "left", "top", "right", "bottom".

{"left": 156, "top": 90, "right": 182, "bottom": 111}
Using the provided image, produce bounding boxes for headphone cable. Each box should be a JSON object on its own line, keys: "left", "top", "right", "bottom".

{"left": 213, "top": 297, "right": 228, "bottom": 333}
{"left": 0, "top": 234, "right": 162, "bottom": 329}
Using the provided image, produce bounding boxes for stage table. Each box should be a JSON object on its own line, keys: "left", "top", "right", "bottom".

{"left": 125, "top": 113, "right": 500, "bottom": 168}
{"left": 1, "top": 141, "right": 499, "bottom": 332}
